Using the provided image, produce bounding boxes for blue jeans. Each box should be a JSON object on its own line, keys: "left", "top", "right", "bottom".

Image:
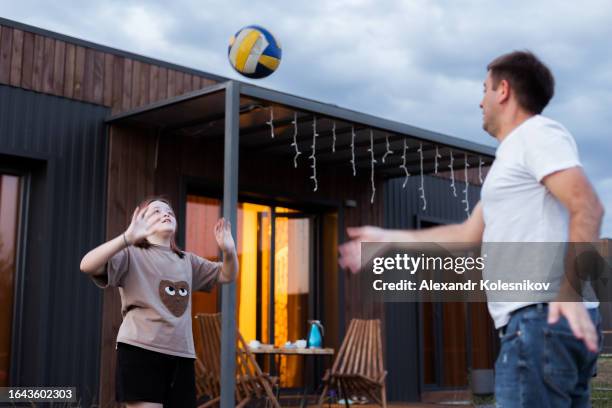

{"left": 495, "top": 303, "right": 602, "bottom": 408}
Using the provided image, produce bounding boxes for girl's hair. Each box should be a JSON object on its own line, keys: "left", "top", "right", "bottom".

{"left": 133, "top": 196, "right": 185, "bottom": 258}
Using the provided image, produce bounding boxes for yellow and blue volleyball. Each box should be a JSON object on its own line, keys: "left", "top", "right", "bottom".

{"left": 228, "top": 25, "right": 282, "bottom": 79}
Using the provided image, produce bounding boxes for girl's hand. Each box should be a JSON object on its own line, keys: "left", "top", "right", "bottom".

{"left": 124, "top": 206, "right": 163, "bottom": 244}
{"left": 214, "top": 218, "right": 236, "bottom": 254}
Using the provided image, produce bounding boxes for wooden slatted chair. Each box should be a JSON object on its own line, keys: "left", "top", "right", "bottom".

{"left": 194, "top": 313, "right": 280, "bottom": 408}
{"left": 317, "top": 319, "right": 387, "bottom": 407}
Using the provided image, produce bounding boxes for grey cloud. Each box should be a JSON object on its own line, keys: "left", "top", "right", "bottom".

{"left": 2, "top": 0, "right": 611, "bottom": 235}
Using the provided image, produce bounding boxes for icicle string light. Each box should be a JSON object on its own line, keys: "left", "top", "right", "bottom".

{"left": 449, "top": 150, "right": 457, "bottom": 197}
{"left": 266, "top": 106, "right": 275, "bottom": 138}
{"left": 368, "top": 130, "right": 378, "bottom": 203}
{"left": 435, "top": 145, "right": 442, "bottom": 174}
{"left": 418, "top": 142, "right": 427, "bottom": 210}
{"left": 382, "top": 133, "right": 394, "bottom": 163}
{"left": 478, "top": 156, "right": 485, "bottom": 184}
{"left": 332, "top": 121, "right": 337, "bottom": 153}
{"left": 400, "top": 138, "right": 410, "bottom": 188}
{"left": 461, "top": 153, "right": 470, "bottom": 216}
{"left": 290, "top": 112, "right": 301, "bottom": 168}
{"left": 350, "top": 125, "right": 357, "bottom": 176}
{"left": 309, "top": 116, "right": 318, "bottom": 191}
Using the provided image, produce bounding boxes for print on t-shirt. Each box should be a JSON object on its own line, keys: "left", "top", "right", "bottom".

{"left": 158, "top": 280, "right": 190, "bottom": 317}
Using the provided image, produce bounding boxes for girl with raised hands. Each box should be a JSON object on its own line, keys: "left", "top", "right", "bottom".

{"left": 80, "top": 196, "right": 238, "bottom": 408}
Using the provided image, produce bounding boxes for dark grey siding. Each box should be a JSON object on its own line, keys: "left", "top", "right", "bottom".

{"left": 0, "top": 84, "right": 108, "bottom": 406}
{"left": 383, "top": 175, "right": 481, "bottom": 402}
{"left": 601, "top": 301, "right": 612, "bottom": 353}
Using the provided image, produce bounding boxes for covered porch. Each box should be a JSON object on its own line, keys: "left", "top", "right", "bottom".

{"left": 101, "top": 80, "right": 495, "bottom": 407}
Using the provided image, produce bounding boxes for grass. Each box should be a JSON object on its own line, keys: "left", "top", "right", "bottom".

{"left": 592, "top": 354, "right": 612, "bottom": 407}
{"left": 472, "top": 393, "right": 495, "bottom": 406}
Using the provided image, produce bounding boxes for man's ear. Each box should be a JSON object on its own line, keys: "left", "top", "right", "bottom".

{"left": 497, "top": 79, "right": 511, "bottom": 104}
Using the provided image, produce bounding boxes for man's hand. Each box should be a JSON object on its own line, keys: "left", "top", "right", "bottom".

{"left": 338, "top": 226, "right": 397, "bottom": 274}
{"left": 548, "top": 301, "right": 598, "bottom": 352}
{"left": 338, "top": 203, "right": 484, "bottom": 274}
{"left": 542, "top": 167, "right": 603, "bottom": 352}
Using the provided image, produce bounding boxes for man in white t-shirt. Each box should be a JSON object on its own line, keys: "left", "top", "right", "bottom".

{"left": 339, "top": 51, "right": 604, "bottom": 406}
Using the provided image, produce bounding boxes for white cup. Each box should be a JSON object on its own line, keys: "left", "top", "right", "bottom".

{"left": 296, "top": 339, "right": 307, "bottom": 349}
{"left": 249, "top": 340, "right": 261, "bottom": 349}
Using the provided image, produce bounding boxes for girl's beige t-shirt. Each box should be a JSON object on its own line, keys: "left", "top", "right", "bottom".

{"left": 91, "top": 244, "right": 221, "bottom": 358}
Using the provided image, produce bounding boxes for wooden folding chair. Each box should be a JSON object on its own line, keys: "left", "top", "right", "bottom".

{"left": 194, "top": 313, "right": 280, "bottom": 408}
{"left": 317, "top": 319, "right": 387, "bottom": 407}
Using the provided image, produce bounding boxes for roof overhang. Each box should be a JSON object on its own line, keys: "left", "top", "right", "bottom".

{"left": 107, "top": 80, "right": 496, "bottom": 178}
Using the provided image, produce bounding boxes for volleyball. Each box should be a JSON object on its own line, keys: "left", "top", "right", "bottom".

{"left": 228, "top": 25, "right": 282, "bottom": 79}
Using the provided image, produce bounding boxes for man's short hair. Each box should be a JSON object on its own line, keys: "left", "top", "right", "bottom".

{"left": 487, "top": 51, "right": 555, "bottom": 114}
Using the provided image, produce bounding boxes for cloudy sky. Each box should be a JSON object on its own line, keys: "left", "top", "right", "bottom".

{"left": 3, "top": 1, "right": 611, "bottom": 235}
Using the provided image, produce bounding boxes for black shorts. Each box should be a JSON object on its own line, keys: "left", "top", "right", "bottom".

{"left": 115, "top": 342, "right": 196, "bottom": 407}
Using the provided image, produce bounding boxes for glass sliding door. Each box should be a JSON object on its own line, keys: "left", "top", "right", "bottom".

{"left": 239, "top": 207, "right": 313, "bottom": 388}
{"left": 184, "top": 194, "right": 351, "bottom": 395}
{"left": 268, "top": 211, "right": 313, "bottom": 388}
{"left": 185, "top": 195, "right": 317, "bottom": 389}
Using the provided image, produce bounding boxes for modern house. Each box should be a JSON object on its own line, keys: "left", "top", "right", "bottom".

{"left": 0, "top": 17, "right": 498, "bottom": 407}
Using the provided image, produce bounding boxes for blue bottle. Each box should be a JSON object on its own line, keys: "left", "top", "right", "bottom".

{"left": 307, "top": 320, "right": 324, "bottom": 348}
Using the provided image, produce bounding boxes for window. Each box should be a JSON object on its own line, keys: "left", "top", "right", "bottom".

{"left": 0, "top": 174, "right": 21, "bottom": 386}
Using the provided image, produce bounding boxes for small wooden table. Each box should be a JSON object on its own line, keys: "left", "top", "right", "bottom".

{"left": 250, "top": 347, "right": 334, "bottom": 407}
{"left": 250, "top": 346, "right": 334, "bottom": 355}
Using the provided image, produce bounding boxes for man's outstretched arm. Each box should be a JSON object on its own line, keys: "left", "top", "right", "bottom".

{"left": 338, "top": 202, "right": 485, "bottom": 273}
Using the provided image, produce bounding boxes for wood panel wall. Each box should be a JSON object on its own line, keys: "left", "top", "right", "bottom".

{"left": 0, "top": 24, "right": 219, "bottom": 114}
{"left": 101, "top": 126, "right": 157, "bottom": 407}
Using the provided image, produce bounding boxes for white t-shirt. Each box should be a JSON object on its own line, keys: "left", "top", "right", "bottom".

{"left": 480, "top": 115, "right": 598, "bottom": 328}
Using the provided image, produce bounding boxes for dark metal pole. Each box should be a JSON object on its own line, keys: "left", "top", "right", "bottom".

{"left": 220, "top": 80, "right": 239, "bottom": 408}
{"left": 269, "top": 210, "right": 276, "bottom": 373}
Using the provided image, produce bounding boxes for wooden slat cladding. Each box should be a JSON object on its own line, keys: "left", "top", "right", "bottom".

{"left": 31, "top": 34, "right": 44, "bottom": 91}
{"left": 101, "top": 125, "right": 157, "bottom": 408}
{"left": 73, "top": 45, "right": 85, "bottom": 99}
{"left": 103, "top": 53, "right": 113, "bottom": 106}
{"left": 0, "top": 26, "right": 14, "bottom": 84}
{"left": 52, "top": 40, "right": 65, "bottom": 94}
{"left": 63, "top": 43, "right": 75, "bottom": 97}
{"left": 92, "top": 50, "right": 105, "bottom": 104}
{"left": 148, "top": 64, "right": 159, "bottom": 103}
{"left": 21, "top": 31, "right": 34, "bottom": 89}
{"left": 42, "top": 36, "right": 54, "bottom": 94}
{"left": 0, "top": 23, "right": 221, "bottom": 113}
{"left": 130, "top": 59, "right": 141, "bottom": 110}
{"left": 9, "top": 29, "right": 23, "bottom": 86}
{"left": 121, "top": 58, "right": 132, "bottom": 111}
